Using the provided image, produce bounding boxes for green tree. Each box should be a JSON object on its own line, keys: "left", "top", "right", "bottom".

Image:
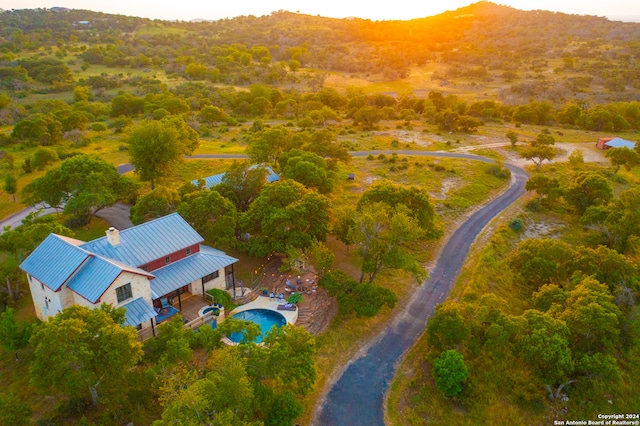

{"left": 427, "top": 303, "right": 468, "bottom": 352}
{"left": 3, "top": 174, "right": 17, "bottom": 201}
{"left": 559, "top": 277, "right": 621, "bottom": 354}
{"left": 506, "top": 130, "right": 518, "bottom": 147}
{"left": 247, "top": 126, "right": 296, "bottom": 166}
{"left": 279, "top": 149, "right": 335, "bottom": 193}
{"left": 199, "top": 105, "right": 231, "bottom": 126}
{"left": 110, "top": 92, "right": 144, "bottom": 117}
{"left": 525, "top": 174, "right": 562, "bottom": 203}
{"left": 581, "top": 187, "right": 640, "bottom": 252}
{"left": 144, "top": 315, "right": 194, "bottom": 367}
{"left": 11, "top": 113, "right": 63, "bottom": 146}
{"left": 358, "top": 180, "right": 440, "bottom": 235}
{"left": 21, "top": 155, "right": 138, "bottom": 224}
{"left": 178, "top": 190, "right": 238, "bottom": 248}
{"left": 307, "top": 240, "right": 335, "bottom": 277}
{"left": 30, "top": 304, "right": 143, "bottom": 406}
{"left": 128, "top": 119, "right": 199, "bottom": 189}
{"left": 564, "top": 171, "right": 613, "bottom": 214}
{"left": 349, "top": 202, "right": 427, "bottom": 284}
{"left": 519, "top": 136, "right": 556, "bottom": 170}
{"left": 0, "top": 392, "right": 32, "bottom": 426}
{"left": 241, "top": 179, "right": 330, "bottom": 256}
{"left": 217, "top": 161, "right": 269, "bottom": 212}
{"left": 0, "top": 307, "right": 31, "bottom": 351}
{"left": 605, "top": 147, "right": 640, "bottom": 172}
{"left": 517, "top": 310, "right": 574, "bottom": 393}
{"left": 130, "top": 186, "right": 179, "bottom": 225}
{"left": 332, "top": 206, "right": 356, "bottom": 252}
{"left": 433, "top": 349, "right": 469, "bottom": 397}
{"left": 353, "top": 106, "right": 382, "bottom": 128}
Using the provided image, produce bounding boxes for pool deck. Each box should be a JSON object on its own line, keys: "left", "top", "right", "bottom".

{"left": 229, "top": 296, "right": 298, "bottom": 325}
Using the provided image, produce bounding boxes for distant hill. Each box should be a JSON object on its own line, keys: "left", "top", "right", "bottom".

{"left": 1, "top": 2, "right": 639, "bottom": 102}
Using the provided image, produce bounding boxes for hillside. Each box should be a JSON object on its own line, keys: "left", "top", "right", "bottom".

{"left": 0, "top": 3, "right": 639, "bottom": 425}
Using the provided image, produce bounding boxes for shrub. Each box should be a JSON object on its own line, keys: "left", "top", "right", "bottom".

{"left": 485, "top": 164, "right": 510, "bottom": 179}
{"left": 21, "top": 158, "right": 32, "bottom": 173}
{"left": 31, "top": 147, "right": 59, "bottom": 170}
{"left": 90, "top": 122, "right": 107, "bottom": 132}
{"left": 206, "top": 288, "right": 233, "bottom": 309}
{"left": 433, "top": 350, "right": 469, "bottom": 397}
{"left": 509, "top": 218, "right": 524, "bottom": 232}
{"left": 286, "top": 293, "right": 303, "bottom": 305}
{"left": 319, "top": 271, "right": 397, "bottom": 317}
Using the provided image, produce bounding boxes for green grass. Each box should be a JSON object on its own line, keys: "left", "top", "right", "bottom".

{"left": 68, "top": 216, "right": 111, "bottom": 241}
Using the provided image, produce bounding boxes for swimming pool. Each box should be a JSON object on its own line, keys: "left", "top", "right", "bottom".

{"left": 228, "top": 309, "right": 287, "bottom": 343}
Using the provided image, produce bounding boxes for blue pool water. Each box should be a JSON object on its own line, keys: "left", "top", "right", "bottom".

{"left": 202, "top": 306, "right": 221, "bottom": 316}
{"left": 228, "top": 309, "right": 286, "bottom": 343}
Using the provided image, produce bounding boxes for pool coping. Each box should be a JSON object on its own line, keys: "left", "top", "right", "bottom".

{"left": 229, "top": 295, "right": 298, "bottom": 325}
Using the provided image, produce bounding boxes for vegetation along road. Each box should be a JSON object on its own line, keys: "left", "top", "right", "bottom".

{"left": 313, "top": 154, "right": 528, "bottom": 426}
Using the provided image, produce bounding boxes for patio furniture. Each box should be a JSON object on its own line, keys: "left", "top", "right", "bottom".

{"left": 160, "top": 297, "right": 171, "bottom": 309}
{"left": 277, "top": 303, "right": 297, "bottom": 311}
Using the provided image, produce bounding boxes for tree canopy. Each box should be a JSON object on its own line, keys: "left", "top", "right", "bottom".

{"left": 241, "top": 179, "right": 330, "bottom": 256}
{"left": 21, "top": 154, "right": 138, "bottom": 224}
{"left": 29, "top": 304, "right": 143, "bottom": 407}
{"left": 128, "top": 118, "right": 199, "bottom": 189}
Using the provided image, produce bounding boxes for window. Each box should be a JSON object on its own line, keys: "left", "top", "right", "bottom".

{"left": 202, "top": 270, "right": 220, "bottom": 284}
{"left": 186, "top": 248, "right": 191, "bottom": 255}
{"left": 116, "top": 283, "right": 133, "bottom": 303}
{"left": 165, "top": 256, "right": 171, "bottom": 264}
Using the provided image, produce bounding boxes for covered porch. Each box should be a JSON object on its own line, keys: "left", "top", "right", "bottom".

{"left": 149, "top": 246, "right": 238, "bottom": 323}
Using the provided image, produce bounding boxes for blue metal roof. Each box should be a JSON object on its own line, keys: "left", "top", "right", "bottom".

{"left": 605, "top": 138, "right": 636, "bottom": 149}
{"left": 192, "top": 172, "right": 225, "bottom": 189}
{"left": 121, "top": 297, "right": 157, "bottom": 327}
{"left": 66, "top": 256, "right": 125, "bottom": 303}
{"left": 192, "top": 165, "right": 280, "bottom": 190}
{"left": 20, "top": 234, "right": 89, "bottom": 291}
{"left": 150, "top": 246, "right": 238, "bottom": 299}
{"left": 80, "top": 213, "right": 203, "bottom": 267}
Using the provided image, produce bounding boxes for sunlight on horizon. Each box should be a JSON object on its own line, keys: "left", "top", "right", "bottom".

{"left": 3, "top": 0, "right": 639, "bottom": 22}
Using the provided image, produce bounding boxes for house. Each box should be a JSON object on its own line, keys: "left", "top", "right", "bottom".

{"left": 20, "top": 213, "right": 238, "bottom": 335}
{"left": 596, "top": 137, "right": 636, "bottom": 150}
{"left": 192, "top": 164, "right": 280, "bottom": 190}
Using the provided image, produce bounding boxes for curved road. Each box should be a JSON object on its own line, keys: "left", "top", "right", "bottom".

{"left": 313, "top": 159, "right": 528, "bottom": 426}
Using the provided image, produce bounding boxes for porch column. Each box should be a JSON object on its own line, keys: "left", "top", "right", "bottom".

{"left": 232, "top": 264, "right": 236, "bottom": 300}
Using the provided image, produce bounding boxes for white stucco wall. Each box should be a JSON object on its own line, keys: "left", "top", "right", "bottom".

{"left": 203, "top": 270, "right": 228, "bottom": 293}
{"left": 27, "top": 275, "right": 64, "bottom": 321}
{"left": 91, "top": 272, "right": 154, "bottom": 308}
{"left": 27, "top": 271, "right": 154, "bottom": 325}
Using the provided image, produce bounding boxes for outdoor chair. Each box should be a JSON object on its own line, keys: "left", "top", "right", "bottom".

{"left": 160, "top": 297, "right": 171, "bottom": 309}
{"left": 277, "top": 303, "right": 297, "bottom": 311}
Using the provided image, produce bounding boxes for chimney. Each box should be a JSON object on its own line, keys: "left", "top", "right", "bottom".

{"left": 106, "top": 227, "right": 120, "bottom": 246}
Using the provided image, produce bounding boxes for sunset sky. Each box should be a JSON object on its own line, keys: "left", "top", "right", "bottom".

{"left": 2, "top": 0, "right": 639, "bottom": 22}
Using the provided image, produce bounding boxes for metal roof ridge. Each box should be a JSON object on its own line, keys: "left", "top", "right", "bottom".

{"left": 81, "top": 212, "right": 203, "bottom": 245}
{"left": 91, "top": 252, "right": 156, "bottom": 279}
